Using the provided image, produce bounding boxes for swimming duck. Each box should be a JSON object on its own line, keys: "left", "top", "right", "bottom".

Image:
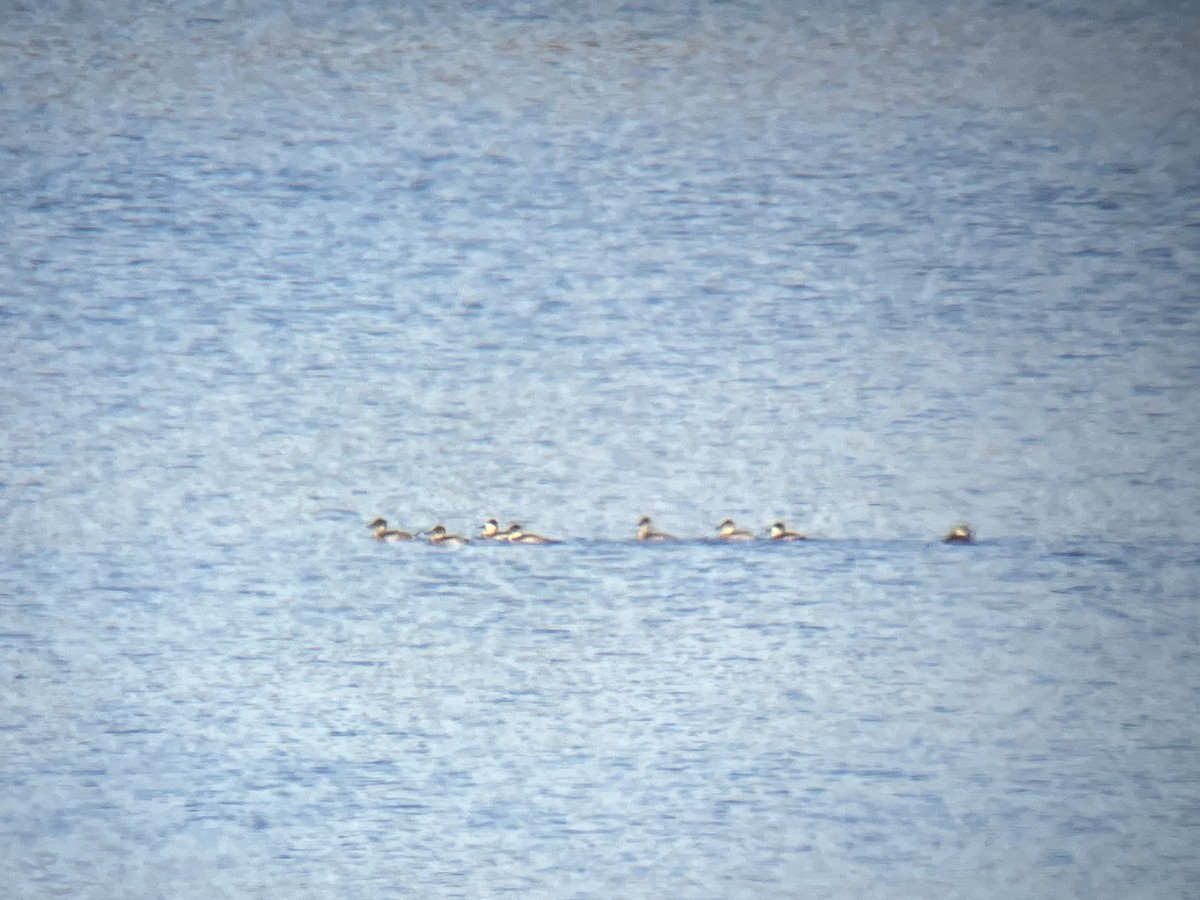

{"left": 426, "top": 524, "right": 470, "bottom": 546}
{"left": 716, "top": 518, "right": 756, "bottom": 541}
{"left": 368, "top": 518, "right": 414, "bottom": 542}
{"left": 480, "top": 518, "right": 514, "bottom": 541}
{"left": 943, "top": 523, "right": 975, "bottom": 544}
{"left": 505, "top": 523, "right": 558, "bottom": 544}
{"left": 769, "top": 521, "right": 807, "bottom": 541}
{"left": 636, "top": 516, "right": 675, "bottom": 541}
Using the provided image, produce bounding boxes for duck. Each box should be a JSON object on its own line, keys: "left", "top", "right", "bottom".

{"left": 943, "top": 523, "right": 975, "bottom": 544}
{"left": 716, "top": 518, "right": 756, "bottom": 541}
{"left": 426, "top": 524, "right": 470, "bottom": 546}
{"left": 479, "top": 518, "right": 514, "bottom": 541}
{"left": 368, "top": 517, "right": 414, "bottom": 542}
{"left": 768, "top": 521, "right": 807, "bottom": 541}
{"left": 505, "top": 523, "right": 558, "bottom": 544}
{"left": 636, "top": 516, "right": 675, "bottom": 541}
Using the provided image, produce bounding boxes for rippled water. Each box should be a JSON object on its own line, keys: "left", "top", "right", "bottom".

{"left": 2, "top": 1, "right": 1199, "bottom": 897}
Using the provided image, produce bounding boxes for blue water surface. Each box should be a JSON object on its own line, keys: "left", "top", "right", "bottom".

{"left": 2, "top": 1, "right": 1199, "bottom": 897}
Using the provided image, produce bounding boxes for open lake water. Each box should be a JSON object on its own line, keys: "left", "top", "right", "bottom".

{"left": 2, "top": 1, "right": 1199, "bottom": 897}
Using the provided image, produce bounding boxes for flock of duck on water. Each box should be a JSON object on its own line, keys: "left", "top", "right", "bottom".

{"left": 368, "top": 516, "right": 977, "bottom": 546}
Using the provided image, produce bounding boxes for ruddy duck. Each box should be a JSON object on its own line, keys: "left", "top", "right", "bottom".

{"left": 426, "top": 524, "right": 470, "bottom": 546}
{"left": 769, "top": 521, "right": 806, "bottom": 541}
{"left": 716, "top": 518, "right": 756, "bottom": 541}
{"left": 479, "top": 518, "right": 513, "bottom": 540}
{"left": 368, "top": 517, "right": 413, "bottom": 542}
{"left": 505, "top": 523, "right": 558, "bottom": 544}
{"left": 943, "top": 523, "right": 975, "bottom": 544}
{"left": 636, "top": 516, "right": 675, "bottom": 541}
